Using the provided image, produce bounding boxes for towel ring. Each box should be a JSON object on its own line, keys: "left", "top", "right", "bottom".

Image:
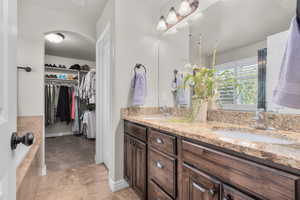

{"left": 134, "top": 63, "right": 147, "bottom": 74}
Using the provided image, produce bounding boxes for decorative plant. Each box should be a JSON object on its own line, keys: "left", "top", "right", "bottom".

{"left": 182, "top": 45, "right": 240, "bottom": 121}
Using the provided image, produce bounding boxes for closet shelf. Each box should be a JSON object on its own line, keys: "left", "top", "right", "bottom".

{"left": 45, "top": 67, "right": 90, "bottom": 74}
{"left": 45, "top": 78, "right": 79, "bottom": 85}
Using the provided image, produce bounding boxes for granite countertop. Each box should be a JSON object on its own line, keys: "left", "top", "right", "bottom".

{"left": 123, "top": 114, "right": 300, "bottom": 171}
{"left": 16, "top": 116, "right": 43, "bottom": 192}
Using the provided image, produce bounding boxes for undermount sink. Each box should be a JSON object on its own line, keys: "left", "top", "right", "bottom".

{"left": 212, "top": 129, "right": 296, "bottom": 145}
{"left": 142, "top": 115, "right": 171, "bottom": 120}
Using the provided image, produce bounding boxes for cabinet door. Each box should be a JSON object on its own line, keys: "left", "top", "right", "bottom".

{"left": 124, "top": 134, "right": 133, "bottom": 186}
{"left": 182, "top": 163, "right": 221, "bottom": 200}
{"left": 133, "top": 138, "right": 147, "bottom": 199}
{"left": 223, "top": 185, "right": 256, "bottom": 200}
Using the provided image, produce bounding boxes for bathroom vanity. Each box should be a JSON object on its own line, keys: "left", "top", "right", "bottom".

{"left": 123, "top": 118, "right": 300, "bottom": 200}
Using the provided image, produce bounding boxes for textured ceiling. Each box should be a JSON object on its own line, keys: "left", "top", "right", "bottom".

{"left": 45, "top": 31, "right": 96, "bottom": 61}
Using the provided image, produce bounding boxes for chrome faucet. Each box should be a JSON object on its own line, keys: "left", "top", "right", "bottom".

{"left": 160, "top": 106, "right": 171, "bottom": 117}
{"left": 253, "top": 108, "right": 267, "bottom": 130}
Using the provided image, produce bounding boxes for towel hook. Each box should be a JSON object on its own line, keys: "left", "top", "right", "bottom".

{"left": 17, "top": 66, "right": 32, "bottom": 72}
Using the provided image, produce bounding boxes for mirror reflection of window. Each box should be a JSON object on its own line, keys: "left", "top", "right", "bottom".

{"left": 216, "top": 57, "right": 258, "bottom": 111}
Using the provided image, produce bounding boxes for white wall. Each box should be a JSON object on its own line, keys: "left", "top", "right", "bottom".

{"left": 213, "top": 41, "right": 266, "bottom": 65}
{"left": 112, "top": 0, "right": 162, "bottom": 183}
{"left": 17, "top": 1, "right": 96, "bottom": 117}
{"left": 18, "top": 0, "right": 97, "bottom": 175}
{"left": 158, "top": 30, "right": 190, "bottom": 107}
{"left": 95, "top": 0, "right": 116, "bottom": 182}
{"left": 45, "top": 55, "right": 96, "bottom": 69}
{"left": 266, "top": 30, "right": 300, "bottom": 114}
{"left": 96, "top": 0, "right": 177, "bottom": 184}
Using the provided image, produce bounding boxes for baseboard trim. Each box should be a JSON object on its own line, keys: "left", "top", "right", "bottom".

{"left": 95, "top": 153, "right": 103, "bottom": 165}
{"left": 41, "top": 164, "right": 47, "bottom": 176}
{"left": 45, "top": 132, "right": 73, "bottom": 138}
{"left": 108, "top": 178, "right": 129, "bottom": 192}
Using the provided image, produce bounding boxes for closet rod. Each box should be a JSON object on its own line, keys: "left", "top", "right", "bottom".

{"left": 18, "top": 66, "right": 32, "bottom": 72}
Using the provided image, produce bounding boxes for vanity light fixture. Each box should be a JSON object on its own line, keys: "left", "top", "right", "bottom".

{"left": 45, "top": 33, "right": 65, "bottom": 43}
{"left": 157, "top": 0, "right": 200, "bottom": 34}
{"left": 178, "top": 0, "right": 192, "bottom": 16}
{"left": 166, "top": 7, "right": 179, "bottom": 25}
{"left": 156, "top": 16, "right": 168, "bottom": 31}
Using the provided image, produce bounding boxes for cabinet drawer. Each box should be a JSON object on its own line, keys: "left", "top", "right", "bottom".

{"left": 182, "top": 140, "right": 300, "bottom": 200}
{"left": 148, "top": 180, "right": 173, "bottom": 200}
{"left": 223, "top": 185, "right": 256, "bottom": 200}
{"left": 124, "top": 121, "right": 147, "bottom": 142}
{"left": 149, "top": 129, "right": 176, "bottom": 156}
{"left": 149, "top": 148, "right": 176, "bottom": 198}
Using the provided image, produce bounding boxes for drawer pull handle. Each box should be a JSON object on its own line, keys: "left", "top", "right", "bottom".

{"left": 209, "top": 188, "right": 216, "bottom": 197}
{"left": 156, "top": 138, "right": 163, "bottom": 144}
{"left": 223, "top": 195, "right": 233, "bottom": 200}
{"left": 156, "top": 161, "right": 164, "bottom": 169}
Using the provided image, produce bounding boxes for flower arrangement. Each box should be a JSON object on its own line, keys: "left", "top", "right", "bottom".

{"left": 183, "top": 46, "right": 239, "bottom": 122}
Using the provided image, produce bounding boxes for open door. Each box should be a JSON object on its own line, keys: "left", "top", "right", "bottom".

{"left": 0, "top": 0, "right": 18, "bottom": 199}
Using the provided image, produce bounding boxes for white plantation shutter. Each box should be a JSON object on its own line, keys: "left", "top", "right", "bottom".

{"left": 216, "top": 57, "right": 258, "bottom": 110}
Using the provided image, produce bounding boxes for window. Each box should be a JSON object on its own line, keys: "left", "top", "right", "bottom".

{"left": 216, "top": 57, "right": 258, "bottom": 110}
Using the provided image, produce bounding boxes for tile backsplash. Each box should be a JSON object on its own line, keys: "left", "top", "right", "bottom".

{"left": 208, "top": 110, "right": 300, "bottom": 132}
{"left": 122, "top": 107, "right": 300, "bottom": 133}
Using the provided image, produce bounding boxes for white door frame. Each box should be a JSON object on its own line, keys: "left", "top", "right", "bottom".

{"left": 95, "top": 23, "right": 112, "bottom": 171}
{"left": 0, "top": 0, "right": 18, "bottom": 199}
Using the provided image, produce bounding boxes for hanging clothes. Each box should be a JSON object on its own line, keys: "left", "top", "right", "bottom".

{"left": 56, "top": 86, "right": 71, "bottom": 124}
{"left": 81, "top": 110, "right": 96, "bottom": 139}
{"left": 80, "top": 71, "right": 96, "bottom": 104}
{"left": 72, "top": 88, "right": 80, "bottom": 133}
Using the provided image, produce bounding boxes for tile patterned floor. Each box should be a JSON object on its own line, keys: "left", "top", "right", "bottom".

{"left": 38, "top": 136, "right": 139, "bottom": 200}
{"left": 45, "top": 135, "right": 96, "bottom": 172}
{"left": 34, "top": 164, "right": 140, "bottom": 200}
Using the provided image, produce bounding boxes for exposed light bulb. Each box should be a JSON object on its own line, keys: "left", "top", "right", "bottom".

{"left": 166, "top": 7, "right": 178, "bottom": 25}
{"left": 178, "top": 0, "right": 192, "bottom": 16}
{"left": 45, "top": 33, "right": 65, "bottom": 43}
{"left": 156, "top": 16, "right": 167, "bottom": 31}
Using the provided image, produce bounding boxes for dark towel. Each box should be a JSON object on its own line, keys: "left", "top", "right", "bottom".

{"left": 56, "top": 86, "right": 71, "bottom": 124}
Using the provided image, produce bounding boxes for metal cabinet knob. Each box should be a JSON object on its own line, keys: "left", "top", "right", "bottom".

{"left": 209, "top": 188, "right": 216, "bottom": 196}
{"left": 11, "top": 132, "right": 34, "bottom": 150}
{"left": 156, "top": 138, "right": 163, "bottom": 144}
{"left": 156, "top": 161, "right": 164, "bottom": 169}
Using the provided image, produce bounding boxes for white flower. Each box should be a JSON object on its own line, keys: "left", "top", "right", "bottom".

{"left": 183, "top": 63, "right": 192, "bottom": 69}
{"left": 189, "top": 79, "right": 195, "bottom": 86}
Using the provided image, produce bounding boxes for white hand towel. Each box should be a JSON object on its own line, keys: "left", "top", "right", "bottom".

{"left": 176, "top": 73, "right": 188, "bottom": 106}
{"left": 273, "top": 16, "right": 300, "bottom": 109}
{"left": 132, "top": 71, "right": 147, "bottom": 106}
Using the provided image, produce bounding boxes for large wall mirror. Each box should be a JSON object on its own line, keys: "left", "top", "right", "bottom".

{"left": 157, "top": 0, "right": 297, "bottom": 113}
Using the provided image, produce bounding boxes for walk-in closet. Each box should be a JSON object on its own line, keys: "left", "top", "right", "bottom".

{"left": 44, "top": 31, "right": 97, "bottom": 172}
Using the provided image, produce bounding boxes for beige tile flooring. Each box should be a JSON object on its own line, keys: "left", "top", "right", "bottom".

{"left": 45, "top": 136, "right": 96, "bottom": 172}
{"left": 34, "top": 164, "right": 140, "bottom": 200}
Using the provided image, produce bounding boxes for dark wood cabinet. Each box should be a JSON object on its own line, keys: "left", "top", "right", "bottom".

{"left": 124, "top": 132, "right": 147, "bottom": 199}
{"left": 182, "top": 163, "right": 221, "bottom": 200}
{"left": 222, "top": 185, "right": 256, "bottom": 200}
{"left": 124, "top": 134, "right": 133, "bottom": 185}
{"left": 148, "top": 180, "right": 173, "bottom": 200}
{"left": 124, "top": 121, "right": 300, "bottom": 200}
{"left": 133, "top": 139, "right": 147, "bottom": 199}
